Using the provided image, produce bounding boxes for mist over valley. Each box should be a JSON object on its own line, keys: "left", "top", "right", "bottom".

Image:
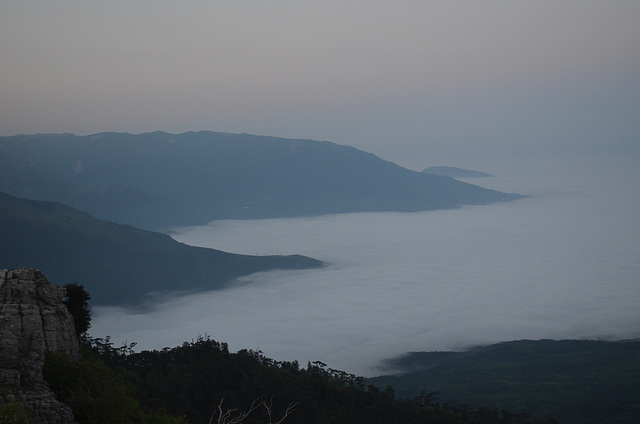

{"left": 91, "top": 154, "right": 640, "bottom": 376}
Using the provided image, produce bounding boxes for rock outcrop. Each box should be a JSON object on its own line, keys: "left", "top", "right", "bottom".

{"left": 1, "top": 268, "right": 78, "bottom": 423}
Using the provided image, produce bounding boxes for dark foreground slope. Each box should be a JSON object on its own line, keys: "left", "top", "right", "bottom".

{"left": 0, "top": 132, "right": 522, "bottom": 230}
{"left": 0, "top": 192, "right": 322, "bottom": 305}
{"left": 368, "top": 339, "right": 640, "bottom": 424}
{"left": 43, "top": 336, "right": 554, "bottom": 424}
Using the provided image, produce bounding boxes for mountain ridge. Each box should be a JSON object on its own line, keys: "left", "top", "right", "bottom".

{"left": 0, "top": 191, "right": 322, "bottom": 305}
{"left": 422, "top": 166, "right": 493, "bottom": 178}
{"left": 0, "top": 131, "right": 523, "bottom": 231}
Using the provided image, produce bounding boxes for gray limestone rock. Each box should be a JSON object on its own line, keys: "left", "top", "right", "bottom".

{"left": 1, "top": 268, "right": 79, "bottom": 423}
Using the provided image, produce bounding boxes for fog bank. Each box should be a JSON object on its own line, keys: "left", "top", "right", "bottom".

{"left": 92, "top": 156, "right": 640, "bottom": 376}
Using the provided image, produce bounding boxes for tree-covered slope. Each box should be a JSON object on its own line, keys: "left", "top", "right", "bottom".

{"left": 0, "top": 192, "right": 322, "bottom": 305}
{"left": 0, "top": 132, "right": 523, "bottom": 230}
{"left": 43, "top": 336, "right": 553, "bottom": 424}
{"left": 367, "top": 339, "right": 640, "bottom": 424}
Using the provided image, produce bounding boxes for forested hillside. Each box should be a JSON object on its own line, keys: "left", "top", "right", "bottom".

{"left": 368, "top": 339, "right": 640, "bottom": 424}
{"left": 0, "top": 192, "right": 321, "bottom": 305}
{"left": 43, "top": 336, "right": 555, "bottom": 424}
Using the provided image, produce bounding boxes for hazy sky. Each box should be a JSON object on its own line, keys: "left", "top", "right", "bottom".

{"left": 2, "top": 1, "right": 639, "bottom": 169}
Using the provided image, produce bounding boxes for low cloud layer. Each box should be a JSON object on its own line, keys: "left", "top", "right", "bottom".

{"left": 92, "top": 156, "right": 640, "bottom": 376}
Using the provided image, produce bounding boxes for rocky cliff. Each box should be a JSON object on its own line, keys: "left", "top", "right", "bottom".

{"left": 1, "top": 268, "right": 78, "bottom": 423}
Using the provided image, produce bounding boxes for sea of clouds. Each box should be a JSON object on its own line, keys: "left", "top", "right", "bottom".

{"left": 91, "top": 154, "right": 640, "bottom": 376}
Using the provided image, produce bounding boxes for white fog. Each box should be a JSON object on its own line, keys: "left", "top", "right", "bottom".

{"left": 91, "top": 155, "right": 640, "bottom": 376}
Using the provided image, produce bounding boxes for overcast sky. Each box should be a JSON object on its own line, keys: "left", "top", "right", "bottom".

{"left": 2, "top": 1, "right": 639, "bottom": 168}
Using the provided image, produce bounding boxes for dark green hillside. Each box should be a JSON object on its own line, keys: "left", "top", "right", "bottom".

{"left": 0, "top": 132, "right": 522, "bottom": 230}
{"left": 43, "top": 336, "right": 553, "bottom": 424}
{"left": 0, "top": 192, "right": 322, "bottom": 305}
{"left": 368, "top": 339, "right": 640, "bottom": 424}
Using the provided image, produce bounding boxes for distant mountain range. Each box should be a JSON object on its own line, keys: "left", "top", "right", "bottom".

{"left": 0, "top": 131, "right": 523, "bottom": 305}
{"left": 0, "top": 191, "right": 322, "bottom": 305}
{"left": 422, "top": 166, "right": 493, "bottom": 178}
{"left": 0, "top": 132, "right": 522, "bottom": 231}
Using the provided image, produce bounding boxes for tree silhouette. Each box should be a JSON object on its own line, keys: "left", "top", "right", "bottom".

{"left": 63, "top": 282, "right": 92, "bottom": 336}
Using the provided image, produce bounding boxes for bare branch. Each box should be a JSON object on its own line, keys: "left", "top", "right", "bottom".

{"left": 273, "top": 401, "right": 299, "bottom": 424}
{"left": 209, "top": 397, "right": 298, "bottom": 424}
{"left": 210, "top": 398, "right": 262, "bottom": 424}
